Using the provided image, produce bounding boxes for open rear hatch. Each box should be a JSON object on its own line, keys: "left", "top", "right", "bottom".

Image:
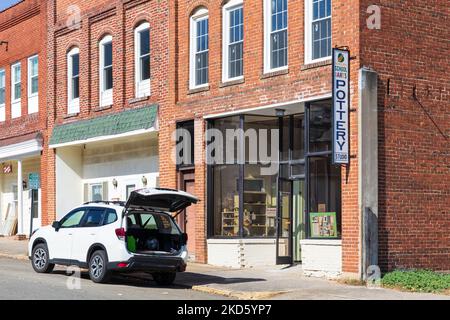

{"left": 123, "top": 188, "right": 198, "bottom": 255}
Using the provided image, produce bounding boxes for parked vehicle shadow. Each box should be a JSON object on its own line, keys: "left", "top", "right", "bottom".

{"left": 51, "top": 269, "right": 266, "bottom": 289}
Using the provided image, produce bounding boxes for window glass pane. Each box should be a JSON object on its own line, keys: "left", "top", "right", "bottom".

{"left": 0, "top": 71, "right": 5, "bottom": 105}
{"left": 210, "top": 116, "right": 240, "bottom": 164}
{"left": 72, "top": 54, "right": 79, "bottom": 77}
{"left": 308, "top": 156, "right": 341, "bottom": 238}
{"left": 271, "top": 0, "right": 287, "bottom": 32}
{"left": 311, "top": 0, "right": 331, "bottom": 60}
{"left": 91, "top": 184, "right": 103, "bottom": 201}
{"left": 14, "top": 83, "right": 21, "bottom": 100}
{"left": 139, "top": 29, "right": 150, "bottom": 56}
{"left": 244, "top": 115, "right": 278, "bottom": 163}
{"left": 291, "top": 164, "right": 305, "bottom": 177}
{"left": 309, "top": 101, "right": 332, "bottom": 152}
{"left": 31, "top": 57, "right": 38, "bottom": 76}
{"left": 292, "top": 114, "right": 305, "bottom": 160}
{"left": 82, "top": 209, "right": 105, "bottom": 227}
{"left": 176, "top": 120, "right": 194, "bottom": 167}
{"left": 271, "top": 30, "right": 287, "bottom": 69}
{"left": 105, "top": 209, "right": 118, "bottom": 225}
{"left": 195, "top": 51, "right": 208, "bottom": 86}
{"left": 104, "top": 42, "right": 112, "bottom": 66}
{"left": 72, "top": 77, "right": 79, "bottom": 99}
{"left": 104, "top": 67, "right": 113, "bottom": 90}
{"left": 141, "top": 55, "right": 150, "bottom": 81}
{"left": 0, "top": 88, "right": 4, "bottom": 105}
{"left": 228, "top": 7, "right": 243, "bottom": 79}
{"left": 243, "top": 164, "right": 277, "bottom": 237}
{"left": 61, "top": 209, "right": 86, "bottom": 228}
{"left": 31, "top": 77, "right": 38, "bottom": 94}
{"left": 14, "top": 65, "right": 21, "bottom": 83}
{"left": 280, "top": 116, "right": 289, "bottom": 161}
{"left": 213, "top": 164, "right": 240, "bottom": 237}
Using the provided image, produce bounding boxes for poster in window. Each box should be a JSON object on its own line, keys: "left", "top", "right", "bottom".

{"left": 310, "top": 212, "right": 337, "bottom": 238}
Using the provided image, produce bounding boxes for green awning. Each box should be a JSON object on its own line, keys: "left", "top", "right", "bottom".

{"left": 49, "top": 105, "right": 158, "bottom": 146}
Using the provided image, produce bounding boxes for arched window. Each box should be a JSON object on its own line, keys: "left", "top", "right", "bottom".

{"left": 189, "top": 8, "right": 209, "bottom": 89}
{"left": 67, "top": 47, "right": 80, "bottom": 114}
{"left": 134, "top": 22, "right": 151, "bottom": 98}
{"left": 222, "top": 0, "right": 244, "bottom": 82}
{"left": 99, "top": 35, "right": 113, "bottom": 107}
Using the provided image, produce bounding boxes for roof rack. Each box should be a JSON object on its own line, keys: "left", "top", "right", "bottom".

{"left": 83, "top": 200, "right": 126, "bottom": 206}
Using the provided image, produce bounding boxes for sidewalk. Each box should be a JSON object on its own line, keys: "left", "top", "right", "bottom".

{"left": 0, "top": 236, "right": 28, "bottom": 260}
{"left": 1, "top": 237, "right": 448, "bottom": 300}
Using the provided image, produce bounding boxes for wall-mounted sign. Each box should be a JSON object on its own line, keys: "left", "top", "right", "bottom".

{"left": 28, "top": 173, "right": 40, "bottom": 190}
{"left": 310, "top": 212, "right": 338, "bottom": 238}
{"left": 3, "top": 164, "right": 12, "bottom": 174}
{"left": 332, "top": 48, "right": 350, "bottom": 165}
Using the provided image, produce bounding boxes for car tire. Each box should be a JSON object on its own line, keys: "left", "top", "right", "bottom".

{"left": 152, "top": 272, "right": 176, "bottom": 286}
{"left": 31, "top": 243, "right": 55, "bottom": 274}
{"left": 88, "top": 250, "right": 111, "bottom": 283}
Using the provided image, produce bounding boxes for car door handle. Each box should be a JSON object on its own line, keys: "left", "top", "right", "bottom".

{"left": 89, "top": 233, "right": 96, "bottom": 236}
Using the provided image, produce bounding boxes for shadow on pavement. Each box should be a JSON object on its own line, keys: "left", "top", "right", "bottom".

{"left": 50, "top": 270, "right": 266, "bottom": 289}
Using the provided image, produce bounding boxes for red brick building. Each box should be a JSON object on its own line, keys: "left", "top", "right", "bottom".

{"left": 158, "top": 0, "right": 449, "bottom": 278}
{"left": 0, "top": 0, "right": 47, "bottom": 238}
{"left": 44, "top": 0, "right": 168, "bottom": 226}
{"left": 2, "top": 0, "right": 447, "bottom": 279}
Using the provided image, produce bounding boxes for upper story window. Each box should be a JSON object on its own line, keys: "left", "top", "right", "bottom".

{"left": 67, "top": 47, "right": 80, "bottom": 114}
{"left": 134, "top": 22, "right": 151, "bottom": 98}
{"left": 190, "top": 8, "right": 209, "bottom": 89}
{"left": 0, "top": 69, "right": 5, "bottom": 122}
{"left": 27, "top": 55, "right": 39, "bottom": 114}
{"left": 99, "top": 35, "right": 113, "bottom": 107}
{"left": 305, "top": 0, "right": 332, "bottom": 64}
{"left": 11, "top": 62, "right": 21, "bottom": 119}
{"left": 222, "top": 0, "right": 244, "bottom": 82}
{"left": 264, "top": 0, "right": 288, "bottom": 73}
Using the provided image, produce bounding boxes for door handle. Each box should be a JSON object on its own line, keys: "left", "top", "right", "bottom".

{"left": 89, "top": 233, "right": 96, "bottom": 236}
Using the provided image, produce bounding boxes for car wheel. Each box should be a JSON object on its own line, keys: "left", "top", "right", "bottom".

{"left": 31, "top": 243, "right": 55, "bottom": 273}
{"left": 88, "top": 250, "right": 111, "bottom": 283}
{"left": 152, "top": 272, "right": 176, "bottom": 286}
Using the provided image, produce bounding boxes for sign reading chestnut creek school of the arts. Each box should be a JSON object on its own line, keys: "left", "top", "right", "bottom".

{"left": 332, "top": 48, "right": 350, "bottom": 165}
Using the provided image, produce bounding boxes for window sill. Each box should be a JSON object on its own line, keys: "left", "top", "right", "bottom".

{"left": 129, "top": 96, "right": 150, "bottom": 105}
{"left": 301, "top": 59, "right": 332, "bottom": 71}
{"left": 260, "top": 68, "right": 289, "bottom": 79}
{"left": 94, "top": 105, "right": 112, "bottom": 112}
{"left": 188, "top": 85, "right": 210, "bottom": 95}
{"left": 63, "top": 112, "right": 79, "bottom": 119}
{"left": 219, "top": 78, "right": 245, "bottom": 88}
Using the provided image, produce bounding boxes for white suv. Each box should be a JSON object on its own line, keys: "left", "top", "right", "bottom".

{"left": 28, "top": 188, "right": 198, "bottom": 285}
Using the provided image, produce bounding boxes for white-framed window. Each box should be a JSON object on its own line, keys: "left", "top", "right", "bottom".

{"left": 222, "top": 0, "right": 244, "bottom": 82}
{"left": 67, "top": 47, "right": 80, "bottom": 114}
{"left": 134, "top": 22, "right": 151, "bottom": 98}
{"left": 0, "top": 69, "right": 5, "bottom": 122}
{"left": 305, "top": 0, "right": 332, "bottom": 64}
{"left": 189, "top": 8, "right": 209, "bottom": 89}
{"left": 99, "top": 35, "right": 113, "bottom": 107}
{"left": 264, "top": 0, "right": 288, "bottom": 73}
{"left": 27, "top": 55, "right": 39, "bottom": 114}
{"left": 11, "top": 62, "right": 21, "bottom": 118}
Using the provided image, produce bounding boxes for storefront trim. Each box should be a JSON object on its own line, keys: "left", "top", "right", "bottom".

{"left": 203, "top": 94, "right": 332, "bottom": 119}
{"left": 0, "top": 138, "right": 43, "bottom": 162}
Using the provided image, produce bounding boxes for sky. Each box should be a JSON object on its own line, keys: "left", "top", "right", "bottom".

{"left": 0, "top": 0, "right": 21, "bottom": 12}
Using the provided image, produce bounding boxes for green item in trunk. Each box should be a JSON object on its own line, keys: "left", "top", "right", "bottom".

{"left": 127, "top": 235, "right": 136, "bottom": 252}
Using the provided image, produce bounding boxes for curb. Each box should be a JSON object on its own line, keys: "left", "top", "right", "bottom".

{"left": 0, "top": 253, "right": 29, "bottom": 261}
{"left": 191, "top": 285, "right": 288, "bottom": 300}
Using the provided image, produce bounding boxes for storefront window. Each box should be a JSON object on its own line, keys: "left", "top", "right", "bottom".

{"left": 308, "top": 156, "right": 341, "bottom": 238}
{"left": 292, "top": 114, "right": 305, "bottom": 160}
{"left": 213, "top": 164, "right": 240, "bottom": 236}
{"left": 243, "top": 164, "right": 277, "bottom": 237}
{"left": 309, "top": 101, "right": 332, "bottom": 153}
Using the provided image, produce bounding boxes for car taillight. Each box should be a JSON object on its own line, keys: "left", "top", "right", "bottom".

{"left": 115, "top": 228, "right": 126, "bottom": 241}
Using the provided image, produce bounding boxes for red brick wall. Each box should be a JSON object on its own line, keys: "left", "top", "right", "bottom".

{"left": 360, "top": 0, "right": 450, "bottom": 271}
{"left": 160, "top": 0, "right": 362, "bottom": 268}
{"left": 0, "top": 0, "right": 48, "bottom": 224}
{"left": 45, "top": 0, "right": 169, "bottom": 222}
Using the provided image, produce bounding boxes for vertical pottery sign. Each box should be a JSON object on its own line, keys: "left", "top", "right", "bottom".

{"left": 332, "top": 48, "right": 350, "bottom": 165}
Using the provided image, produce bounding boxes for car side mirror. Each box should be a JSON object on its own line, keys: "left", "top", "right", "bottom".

{"left": 182, "top": 233, "right": 188, "bottom": 245}
{"left": 52, "top": 221, "right": 61, "bottom": 231}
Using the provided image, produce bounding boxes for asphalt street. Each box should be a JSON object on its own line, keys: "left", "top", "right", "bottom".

{"left": 0, "top": 257, "right": 229, "bottom": 300}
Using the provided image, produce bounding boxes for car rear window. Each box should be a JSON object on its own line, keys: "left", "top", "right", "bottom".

{"left": 127, "top": 211, "right": 180, "bottom": 234}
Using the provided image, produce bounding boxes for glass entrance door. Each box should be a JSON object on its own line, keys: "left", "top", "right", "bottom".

{"left": 292, "top": 179, "right": 305, "bottom": 262}
{"left": 276, "top": 178, "right": 292, "bottom": 264}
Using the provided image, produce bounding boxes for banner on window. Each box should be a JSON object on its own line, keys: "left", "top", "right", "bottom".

{"left": 332, "top": 48, "right": 350, "bottom": 165}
